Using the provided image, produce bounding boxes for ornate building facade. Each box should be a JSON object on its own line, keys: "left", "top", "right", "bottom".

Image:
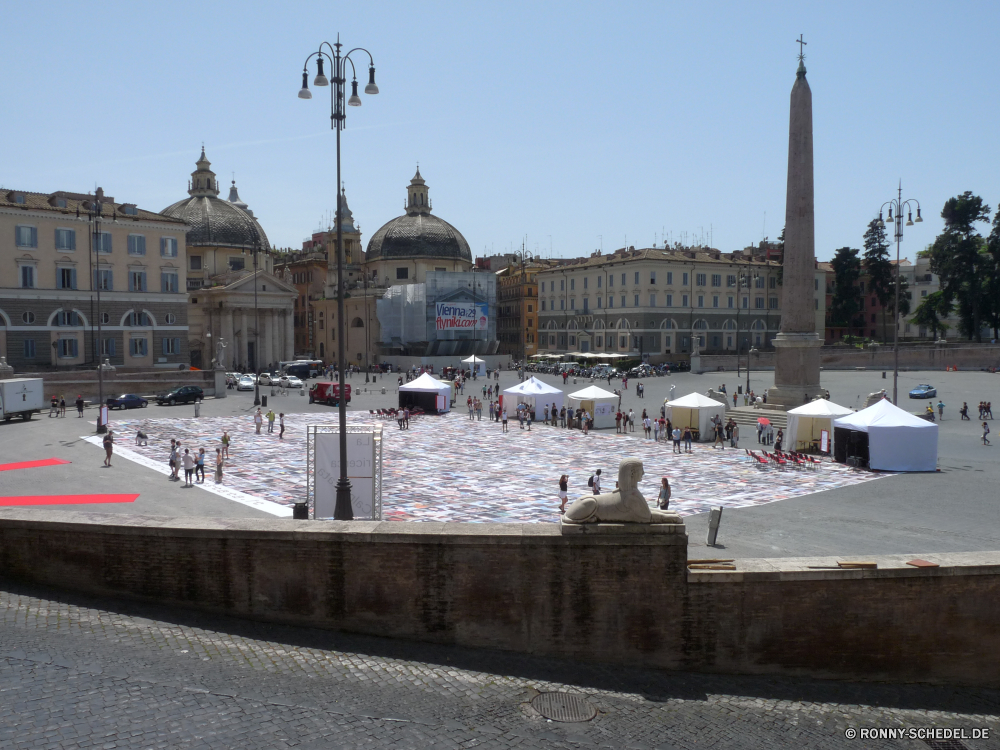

{"left": 161, "top": 149, "right": 296, "bottom": 370}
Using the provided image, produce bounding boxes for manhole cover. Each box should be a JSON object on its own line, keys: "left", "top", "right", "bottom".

{"left": 530, "top": 691, "right": 598, "bottom": 722}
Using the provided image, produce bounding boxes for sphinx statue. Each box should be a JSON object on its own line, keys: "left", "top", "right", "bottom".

{"left": 562, "top": 458, "right": 682, "bottom": 525}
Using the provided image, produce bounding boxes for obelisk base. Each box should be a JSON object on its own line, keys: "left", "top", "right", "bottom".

{"left": 767, "top": 333, "right": 827, "bottom": 409}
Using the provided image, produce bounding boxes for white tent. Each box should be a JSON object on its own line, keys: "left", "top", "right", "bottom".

{"left": 664, "top": 392, "right": 727, "bottom": 442}
{"left": 832, "top": 398, "right": 938, "bottom": 471}
{"left": 785, "top": 398, "right": 854, "bottom": 453}
{"left": 461, "top": 355, "right": 485, "bottom": 376}
{"left": 502, "top": 377, "right": 564, "bottom": 420}
{"left": 398, "top": 372, "right": 452, "bottom": 414}
{"left": 567, "top": 385, "right": 618, "bottom": 429}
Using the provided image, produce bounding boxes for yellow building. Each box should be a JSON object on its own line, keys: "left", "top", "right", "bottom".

{"left": 497, "top": 261, "right": 549, "bottom": 360}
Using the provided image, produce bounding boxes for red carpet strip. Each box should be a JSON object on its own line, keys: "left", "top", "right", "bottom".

{"left": 0, "top": 493, "right": 138, "bottom": 507}
{"left": 0, "top": 458, "right": 72, "bottom": 472}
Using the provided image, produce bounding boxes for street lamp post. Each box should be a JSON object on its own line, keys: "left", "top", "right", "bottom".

{"left": 299, "top": 36, "right": 379, "bottom": 521}
{"left": 877, "top": 182, "right": 922, "bottom": 404}
{"left": 80, "top": 197, "right": 115, "bottom": 434}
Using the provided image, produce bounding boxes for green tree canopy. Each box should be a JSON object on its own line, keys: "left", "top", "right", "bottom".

{"left": 910, "top": 291, "right": 951, "bottom": 340}
{"left": 862, "top": 218, "right": 894, "bottom": 342}
{"left": 830, "top": 246, "right": 862, "bottom": 332}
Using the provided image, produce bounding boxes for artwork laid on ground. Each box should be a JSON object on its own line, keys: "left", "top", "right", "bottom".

{"left": 104, "top": 411, "right": 884, "bottom": 523}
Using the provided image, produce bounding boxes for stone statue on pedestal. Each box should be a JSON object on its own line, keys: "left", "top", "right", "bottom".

{"left": 562, "top": 458, "right": 681, "bottom": 525}
{"left": 214, "top": 338, "right": 227, "bottom": 369}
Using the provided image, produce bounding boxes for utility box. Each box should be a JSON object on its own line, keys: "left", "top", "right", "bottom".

{"left": 0, "top": 378, "right": 45, "bottom": 422}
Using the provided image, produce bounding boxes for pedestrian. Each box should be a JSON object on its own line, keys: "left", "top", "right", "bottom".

{"left": 683, "top": 426, "right": 693, "bottom": 453}
{"left": 560, "top": 406, "right": 566, "bottom": 427}
{"left": 590, "top": 468, "right": 602, "bottom": 495}
{"left": 628, "top": 409, "right": 636, "bottom": 432}
{"left": 279, "top": 413, "right": 285, "bottom": 439}
{"left": 221, "top": 431, "right": 231, "bottom": 459}
{"left": 774, "top": 428, "right": 784, "bottom": 452}
{"left": 988, "top": 402, "right": 993, "bottom": 419}
{"left": 397, "top": 408, "right": 405, "bottom": 429}
{"left": 544, "top": 404, "right": 550, "bottom": 425}
{"left": 615, "top": 410, "right": 622, "bottom": 434}
{"left": 558, "top": 474, "right": 569, "bottom": 513}
{"left": 526, "top": 408, "right": 532, "bottom": 431}
{"left": 937, "top": 400, "right": 945, "bottom": 420}
{"left": 75, "top": 394, "right": 84, "bottom": 417}
{"left": 501, "top": 407, "right": 508, "bottom": 433}
{"left": 733, "top": 392, "right": 738, "bottom": 408}
{"left": 657, "top": 477, "right": 671, "bottom": 510}
{"left": 215, "top": 448, "right": 224, "bottom": 483}
{"left": 652, "top": 418, "right": 659, "bottom": 442}
{"left": 489, "top": 401, "right": 495, "bottom": 422}
{"left": 102, "top": 429, "right": 114, "bottom": 467}
{"left": 669, "top": 384, "right": 676, "bottom": 401}
{"left": 59, "top": 395, "right": 66, "bottom": 417}
{"left": 477, "top": 399, "right": 483, "bottom": 421}
{"left": 984, "top": 422, "right": 991, "bottom": 446}
{"left": 404, "top": 407, "right": 410, "bottom": 429}
{"left": 196, "top": 448, "right": 206, "bottom": 483}
{"left": 266, "top": 409, "right": 276, "bottom": 433}
{"left": 643, "top": 415, "right": 652, "bottom": 438}
{"left": 961, "top": 402, "right": 970, "bottom": 420}
{"left": 731, "top": 421, "right": 739, "bottom": 448}
{"left": 181, "top": 449, "right": 195, "bottom": 486}
{"left": 582, "top": 410, "right": 589, "bottom": 435}
{"left": 254, "top": 408, "right": 263, "bottom": 434}
{"left": 713, "top": 421, "right": 725, "bottom": 450}
{"left": 168, "top": 439, "right": 179, "bottom": 480}
{"left": 672, "top": 426, "right": 682, "bottom": 454}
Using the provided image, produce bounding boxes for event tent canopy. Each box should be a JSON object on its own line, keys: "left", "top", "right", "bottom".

{"left": 461, "top": 354, "right": 485, "bottom": 375}
{"left": 785, "top": 398, "right": 854, "bottom": 453}
{"left": 567, "top": 385, "right": 618, "bottom": 429}
{"left": 665, "top": 392, "right": 727, "bottom": 441}
{"left": 398, "top": 372, "right": 452, "bottom": 414}
{"left": 832, "top": 398, "right": 938, "bottom": 471}
{"left": 502, "top": 377, "right": 564, "bottom": 418}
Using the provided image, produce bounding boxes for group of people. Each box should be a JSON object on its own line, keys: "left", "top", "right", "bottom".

{"left": 165, "top": 435, "right": 226, "bottom": 486}
{"left": 466, "top": 396, "right": 484, "bottom": 421}
{"left": 253, "top": 408, "right": 286, "bottom": 438}
{"left": 557, "top": 470, "right": 672, "bottom": 514}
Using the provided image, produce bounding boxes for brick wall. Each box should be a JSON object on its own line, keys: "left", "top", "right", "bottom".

{"left": 1, "top": 510, "right": 998, "bottom": 687}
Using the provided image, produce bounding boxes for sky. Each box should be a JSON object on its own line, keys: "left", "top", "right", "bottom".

{"left": 3, "top": 1, "right": 999, "bottom": 264}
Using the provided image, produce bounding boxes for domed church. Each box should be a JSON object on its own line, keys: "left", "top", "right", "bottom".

{"left": 160, "top": 148, "right": 296, "bottom": 370}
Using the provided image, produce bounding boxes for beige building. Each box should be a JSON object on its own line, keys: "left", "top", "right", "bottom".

{"left": 536, "top": 246, "right": 789, "bottom": 361}
{"left": 0, "top": 186, "right": 189, "bottom": 370}
{"left": 160, "top": 149, "right": 296, "bottom": 370}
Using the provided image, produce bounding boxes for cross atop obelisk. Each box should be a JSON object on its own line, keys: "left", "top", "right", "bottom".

{"left": 796, "top": 35, "right": 807, "bottom": 75}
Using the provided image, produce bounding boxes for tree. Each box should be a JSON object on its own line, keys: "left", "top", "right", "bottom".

{"left": 862, "top": 219, "right": 894, "bottom": 342}
{"left": 928, "top": 192, "right": 992, "bottom": 341}
{"left": 830, "top": 246, "right": 862, "bottom": 335}
{"left": 910, "top": 291, "right": 951, "bottom": 340}
{"left": 985, "top": 207, "right": 1000, "bottom": 341}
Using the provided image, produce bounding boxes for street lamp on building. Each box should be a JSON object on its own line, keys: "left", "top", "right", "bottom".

{"left": 299, "top": 36, "right": 379, "bottom": 520}
{"left": 877, "top": 182, "right": 922, "bottom": 404}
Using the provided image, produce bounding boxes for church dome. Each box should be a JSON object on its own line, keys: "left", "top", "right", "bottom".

{"left": 366, "top": 169, "right": 471, "bottom": 262}
{"left": 160, "top": 148, "right": 271, "bottom": 251}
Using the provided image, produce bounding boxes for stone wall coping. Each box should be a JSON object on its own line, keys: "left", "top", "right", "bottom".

{"left": 688, "top": 551, "right": 1000, "bottom": 582}
{"left": 0, "top": 509, "right": 687, "bottom": 547}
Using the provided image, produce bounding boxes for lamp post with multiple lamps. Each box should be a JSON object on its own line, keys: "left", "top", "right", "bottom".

{"left": 877, "top": 182, "right": 922, "bottom": 404}
{"left": 735, "top": 258, "right": 760, "bottom": 393}
{"left": 299, "top": 36, "right": 379, "bottom": 521}
{"left": 240, "top": 225, "right": 264, "bottom": 406}
{"left": 79, "top": 196, "right": 116, "bottom": 434}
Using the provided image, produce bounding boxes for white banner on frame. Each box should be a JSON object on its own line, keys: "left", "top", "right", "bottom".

{"left": 311, "top": 427, "right": 382, "bottom": 520}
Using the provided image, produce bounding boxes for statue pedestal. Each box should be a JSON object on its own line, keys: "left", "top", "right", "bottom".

{"left": 214, "top": 367, "right": 227, "bottom": 399}
{"left": 0, "top": 356, "right": 13, "bottom": 380}
{"left": 560, "top": 520, "right": 686, "bottom": 538}
{"left": 767, "top": 333, "right": 828, "bottom": 409}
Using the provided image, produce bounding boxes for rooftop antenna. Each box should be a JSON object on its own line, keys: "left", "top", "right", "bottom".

{"left": 762, "top": 211, "right": 767, "bottom": 242}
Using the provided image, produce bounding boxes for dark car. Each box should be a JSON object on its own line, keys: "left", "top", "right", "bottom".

{"left": 156, "top": 385, "right": 204, "bottom": 406}
{"left": 106, "top": 393, "right": 148, "bottom": 410}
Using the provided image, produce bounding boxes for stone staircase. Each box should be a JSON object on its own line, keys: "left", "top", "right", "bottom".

{"left": 726, "top": 406, "right": 787, "bottom": 431}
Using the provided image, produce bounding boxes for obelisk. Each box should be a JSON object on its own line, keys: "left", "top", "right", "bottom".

{"left": 768, "top": 38, "right": 828, "bottom": 408}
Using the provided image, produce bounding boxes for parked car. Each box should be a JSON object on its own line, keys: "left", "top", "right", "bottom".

{"left": 909, "top": 384, "right": 937, "bottom": 399}
{"left": 282, "top": 375, "right": 304, "bottom": 389}
{"left": 257, "top": 372, "right": 280, "bottom": 386}
{"left": 156, "top": 385, "right": 204, "bottom": 406}
{"left": 308, "top": 381, "right": 351, "bottom": 405}
{"left": 106, "top": 393, "right": 148, "bottom": 410}
{"left": 237, "top": 376, "right": 255, "bottom": 391}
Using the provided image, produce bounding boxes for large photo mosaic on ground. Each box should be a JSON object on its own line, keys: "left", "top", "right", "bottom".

{"left": 104, "top": 409, "right": 884, "bottom": 523}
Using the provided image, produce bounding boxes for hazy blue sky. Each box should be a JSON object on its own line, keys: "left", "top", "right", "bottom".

{"left": 3, "top": 1, "right": 998, "bottom": 263}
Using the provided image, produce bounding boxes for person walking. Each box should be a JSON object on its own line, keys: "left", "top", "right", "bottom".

{"left": 652, "top": 417, "right": 659, "bottom": 442}
{"left": 558, "top": 474, "right": 569, "bottom": 513}
{"left": 215, "top": 448, "right": 224, "bottom": 483}
{"left": 403, "top": 407, "right": 410, "bottom": 429}
{"left": 730, "top": 421, "right": 739, "bottom": 448}
{"left": 961, "top": 402, "right": 970, "bottom": 420}
{"left": 501, "top": 407, "right": 508, "bottom": 433}
{"left": 489, "top": 401, "right": 495, "bottom": 422}
{"left": 168, "top": 440, "right": 179, "bottom": 480}
{"left": 628, "top": 409, "right": 636, "bottom": 433}
{"left": 774, "top": 428, "right": 784, "bottom": 452}
{"left": 683, "top": 426, "right": 693, "bottom": 453}
{"left": 657, "top": 477, "right": 671, "bottom": 510}
{"left": 643, "top": 415, "right": 652, "bottom": 438}
{"left": 544, "top": 404, "right": 550, "bottom": 425}
{"left": 59, "top": 395, "right": 66, "bottom": 417}
{"left": 102, "top": 429, "right": 114, "bottom": 467}
{"left": 615, "top": 410, "right": 622, "bottom": 434}
{"left": 937, "top": 400, "right": 945, "bottom": 420}
{"left": 713, "top": 421, "right": 725, "bottom": 450}
{"left": 984, "top": 422, "right": 991, "bottom": 446}
{"left": 526, "top": 408, "right": 532, "bottom": 431}
{"left": 221, "top": 431, "right": 231, "bottom": 459}
{"left": 254, "top": 408, "right": 263, "bottom": 435}
{"left": 196, "top": 448, "right": 206, "bottom": 483}
{"left": 672, "top": 426, "right": 682, "bottom": 454}
{"left": 559, "top": 406, "right": 566, "bottom": 428}
{"left": 75, "top": 395, "right": 85, "bottom": 417}
{"left": 266, "top": 409, "right": 276, "bottom": 433}
{"left": 733, "top": 392, "right": 738, "bottom": 408}
{"left": 590, "top": 468, "right": 602, "bottom": 495}
{"left": 181, "top": 449, "right": 195, "bottom": 487}
{"left": 477, "top": 399, "right": 483, "bottom": 421}
{"left": 279, "top": 413, "right": 285, "bottom": 439}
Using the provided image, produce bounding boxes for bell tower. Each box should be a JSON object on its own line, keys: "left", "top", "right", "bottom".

{"left": 405, "top": 166, "right": 431, "bottom": 216}
{"left": 188, "top": 146, "right": 220, "bottom": 197}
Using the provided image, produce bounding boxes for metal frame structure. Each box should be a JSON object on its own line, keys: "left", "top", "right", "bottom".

{"left": 306, "top": 423, "right": 383, "bottom": 521}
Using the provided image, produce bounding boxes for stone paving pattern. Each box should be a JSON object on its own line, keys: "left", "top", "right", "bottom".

{"left": 2, "top": 583, "right": 998, "bottom": 749}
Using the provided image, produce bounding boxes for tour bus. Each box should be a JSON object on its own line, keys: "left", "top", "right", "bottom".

{"left": 278, "top": 359, "right": 324, "bottom": 379}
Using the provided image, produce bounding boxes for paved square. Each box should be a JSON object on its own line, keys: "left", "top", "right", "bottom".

{"left": 103, "top": 409, "right": 883, "bottom": 522}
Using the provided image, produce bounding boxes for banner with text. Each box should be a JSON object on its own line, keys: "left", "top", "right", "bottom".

{"left": 435, "top": 302, "right": 488, "bottom": 332}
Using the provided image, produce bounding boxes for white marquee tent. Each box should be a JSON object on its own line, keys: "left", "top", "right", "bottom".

{"left": 567, "top": 385, "right": 618, "bottom": 429}
{"left": 398, "top": 372, "right": 452, "bottom": 414}
{"left": 785, "top": 398, "right": 855, "bottom": 453}
{"left": 664, "top": 392, "right": 727, "bottom": 442}
{"left": 461, "top": 355, "right": 485, "bottom": 376}
{"left": 832, "top": 398, "right": 938, "bottom": 471}
{"left": 502, "top": 377, "right": 564, "bottom": 420}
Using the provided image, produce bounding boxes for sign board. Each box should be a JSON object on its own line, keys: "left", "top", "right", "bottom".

{"left": 594, "top": 402, "right": 614, "bottom": 418}
{"left": 310, "top": 426, "right": 382, "bottom": 520}
{"left": 820, "top": 429, "right": 829, "bottom": 453}
{"left": 435, "top": 302, "right": 488, "bottom": 331}
{"left": 99, "top": 405, "right": 109, "bottom": 428}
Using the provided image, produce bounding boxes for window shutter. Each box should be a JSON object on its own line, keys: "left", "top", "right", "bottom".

{"left": 174, "top": 338, "right": 180, "bottom": 354}
{"left": 128, "top": 273, "right": 135, "bottom": 292}
{"left": 70, "top": 268, "right": 77, "bottom": 289}
{"left": 110, "top": 338, "right": 116, "bottom": 356}
{"left": 69, "top": 230, "right": 76, "bottom": 250}
{"left": 162, "top": 338, "right": 168, "bottom": 355}
{"left": 161, "top": 272, "right": 167, "bottom": 292}
{"left": 30, "top": 227, "right": 37, "bottom": 247}
{"left": 140, "top": 272, "right": 147, "bottom": 291}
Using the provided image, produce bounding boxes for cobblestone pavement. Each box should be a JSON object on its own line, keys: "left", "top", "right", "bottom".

{"left": 2, "top": 583, "right": 998, "bottom": 749}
